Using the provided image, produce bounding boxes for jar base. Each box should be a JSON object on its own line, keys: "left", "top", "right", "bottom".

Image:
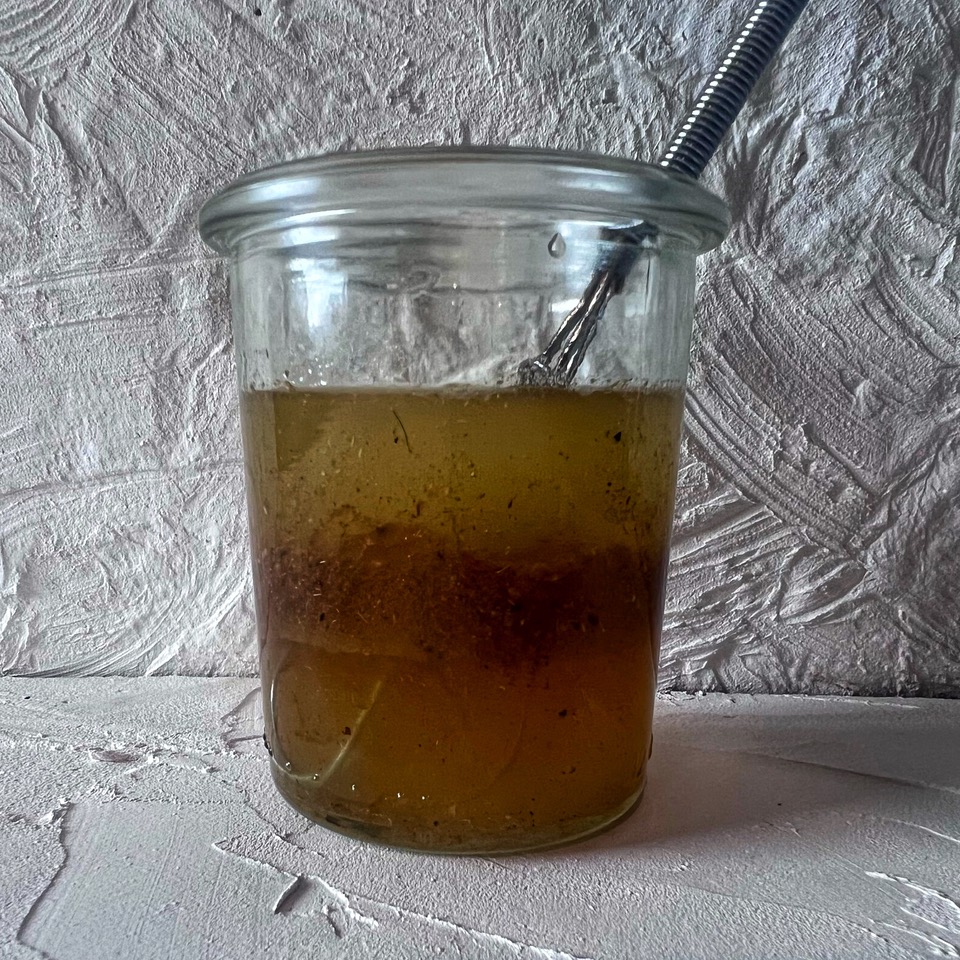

{"left": 270, "top": 760, "right": 645, "bottom": 855}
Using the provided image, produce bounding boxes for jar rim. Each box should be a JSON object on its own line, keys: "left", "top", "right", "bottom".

{"left": 198, "top": 146, "right": 730, "bottom": 254}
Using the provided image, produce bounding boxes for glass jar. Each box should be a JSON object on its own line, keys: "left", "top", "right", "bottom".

{"left": 200, "top": 148, "right": 728, "bottom": 853}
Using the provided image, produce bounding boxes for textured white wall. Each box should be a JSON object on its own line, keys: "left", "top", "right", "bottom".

{"left": 0, "top": 0, "right": 957, "bottom": 691}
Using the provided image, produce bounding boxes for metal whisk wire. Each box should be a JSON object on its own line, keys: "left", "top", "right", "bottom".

{"left": 519, "top": 0, "right": 809, "bottom": 387}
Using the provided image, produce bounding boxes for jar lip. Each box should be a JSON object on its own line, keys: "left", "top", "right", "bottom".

{"left": 198, "top": 146, "right": 730, "bottom": 254}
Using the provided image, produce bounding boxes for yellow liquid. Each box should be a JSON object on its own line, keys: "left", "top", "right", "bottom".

{"left": 241, "top": 385, "right": 684, "bottom": 852}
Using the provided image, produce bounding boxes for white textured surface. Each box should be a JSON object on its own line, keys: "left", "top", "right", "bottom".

{"left": 2, "top": 680, "right": 959, "bottom": 959}
{"left": 0, "top": 1, "right": 958, "bottom": 688}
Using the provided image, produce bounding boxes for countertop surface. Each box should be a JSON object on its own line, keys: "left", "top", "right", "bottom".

{"left": 1, "top": 680, "right": 958, "bottom": 959}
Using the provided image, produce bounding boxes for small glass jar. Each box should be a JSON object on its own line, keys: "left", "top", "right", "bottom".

{"left": 200, "top": 148, "right": 728, "bottom": 853}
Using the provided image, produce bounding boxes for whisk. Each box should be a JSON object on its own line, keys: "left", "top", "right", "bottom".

{"left": 518, "top": 0, "right": 810, "bottom": 387}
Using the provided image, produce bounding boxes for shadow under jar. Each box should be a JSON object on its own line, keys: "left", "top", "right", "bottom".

{"left": 199, "top": 148, "right": 729, "bottom": 854}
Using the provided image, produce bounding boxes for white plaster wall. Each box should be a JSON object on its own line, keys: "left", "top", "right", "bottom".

{"left": 0, "top": 0, "right": 956, "bottom": 690}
